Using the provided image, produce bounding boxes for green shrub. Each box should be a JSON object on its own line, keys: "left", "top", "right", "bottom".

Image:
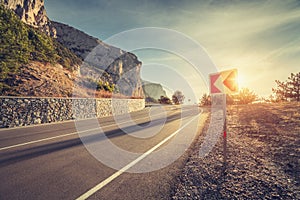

{"left": 96, "top": 81, "right": 115, "bottom": 92}
{"left": 0, "top": 4, "right": 81, "bottom": 80}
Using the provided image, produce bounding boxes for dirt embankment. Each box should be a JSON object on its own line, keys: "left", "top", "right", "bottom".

{"left": 172, "top": 103, "right": 300, "bottom": 199}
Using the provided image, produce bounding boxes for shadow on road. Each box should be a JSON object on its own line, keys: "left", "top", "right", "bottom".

{"left": 0, "top": 109, "right": 200, "bottom": 167}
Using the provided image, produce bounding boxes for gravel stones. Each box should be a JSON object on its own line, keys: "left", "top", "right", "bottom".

{"left": 172, "top": 103, "right": 300, "bottom": 200}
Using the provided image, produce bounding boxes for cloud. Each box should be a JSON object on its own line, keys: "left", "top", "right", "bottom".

{"left": 45, "top": 0, "right": 300, "bottom": 96}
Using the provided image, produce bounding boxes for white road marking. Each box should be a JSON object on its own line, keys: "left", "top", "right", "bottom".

{"left": 0, "top": 128, "right": 95, "bottom": 151}
{"left": 75, "top": 113, "right": 201, "bottom": 200}
{"left": 0, "top": 108, "right": 192, "bottom": 151}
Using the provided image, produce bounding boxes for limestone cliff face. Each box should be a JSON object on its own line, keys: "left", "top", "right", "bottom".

{"left": 53, "top": 21, "right": 144, "bottom": 97}
{"left": 52, "top": 21, "right": 101, "bottom": 59}
{"left": 1, "top": 0, "right": 144, "bottom": 98}
{"left": 106, "top": 52, "right": 143, "bottom": 97}
{"left": 0, "top": 0, "right": 56, "bottom": 37}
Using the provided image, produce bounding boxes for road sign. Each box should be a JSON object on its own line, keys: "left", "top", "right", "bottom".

{"left": 210, "top": 69, "right": 238, "bottom": 94}
{"left": 209, "top": 69, "right": 238, "bottom": 173}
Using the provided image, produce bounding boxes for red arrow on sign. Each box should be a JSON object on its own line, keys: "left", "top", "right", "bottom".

{"left": 210, "top": 69, "right": 238, "bottom": 94}
{"left": 210, "top": 73, "right": 222, "bottom": 93}
{"left": 223, "top": 70, "right": 238, "bottom": 92}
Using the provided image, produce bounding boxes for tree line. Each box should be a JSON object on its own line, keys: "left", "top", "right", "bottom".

{"left": 148, "top": 72, "right": 299, "bottom": 106}
{"left": 199, "top": 87, "right": 257, "bottom": 106}
{"left": 200, "top": 72, "right": 300, "bottom": 106}
{"left": 147, "top": 90, "right": 185, "bottom": 105}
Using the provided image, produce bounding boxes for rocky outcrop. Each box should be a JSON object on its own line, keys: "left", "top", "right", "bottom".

{"left": 52, "top": 21, "right": 101, "bottom": 59}
{"left": 53, "top": 21, "right": 144, "bottom": 97}
{"left": 142, "top": 81, "right": 167, "bottom": 102}
{"left": 0, "top": 0, "right": 56, "bottom": 37}
{"left": 105, "top": 52, "right": 144, "bottom": 97}
{"left": 1, "top": 0, "right": 144, "bottom": 98}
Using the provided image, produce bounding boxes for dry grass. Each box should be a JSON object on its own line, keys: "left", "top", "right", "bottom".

{"left": 173, "top": 102, "right": 300, "bottom": 200}
{"left": 72, "top": 87, "right": 143, "bottom": 99}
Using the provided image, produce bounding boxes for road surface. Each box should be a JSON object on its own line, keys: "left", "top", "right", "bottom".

{"left": 0, "top": 105, "right": 207, "bottom": 200}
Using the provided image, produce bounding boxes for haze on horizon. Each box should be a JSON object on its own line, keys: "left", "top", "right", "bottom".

{"left": 45, "top": 0, "right": 300, "bottom": 103}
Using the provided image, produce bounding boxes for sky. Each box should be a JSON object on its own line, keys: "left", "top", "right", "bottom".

{"left": 45, "top": 0, "right": 300, "bottom": 103}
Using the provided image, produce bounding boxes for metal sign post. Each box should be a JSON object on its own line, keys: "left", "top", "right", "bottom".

{"left": 223, "top": 96, "right": 227, "bottom": 169}
{"left": 209, "top": 69, "right": 238, "bottom": 171}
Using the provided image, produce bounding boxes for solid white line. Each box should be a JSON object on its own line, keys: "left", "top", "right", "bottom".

{"left": 0, "top": 110, "right": 178, "bottom": 151}
{"left": 76, "top": 113, "right": 201, "bottom": 200}
{"left": 0, "top": 128, "right": 93, "bottom": 151}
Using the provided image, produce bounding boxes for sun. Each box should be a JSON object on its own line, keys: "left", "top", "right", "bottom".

{"left": 237, "top": 73, "right": 246, "bottom": 90}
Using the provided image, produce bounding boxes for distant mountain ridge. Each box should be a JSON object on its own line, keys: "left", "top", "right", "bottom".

{"left": 142, "top": 81, "right": 168, "bottom": 103}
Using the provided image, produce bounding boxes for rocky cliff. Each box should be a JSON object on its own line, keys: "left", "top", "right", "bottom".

{"left": 0, "top": 4, "right": 82, "bottom": 97}
{"left": 1, "top": 0, "right": 144, "bottom": 98}
{"left": 0, "top": 0, "right": 56, "bottom": 37}
{"left": 52, "top": 21, "right": 101, "bottom": 59}
{"left": 52, "top": 21, "right": 144, "bottom": 97}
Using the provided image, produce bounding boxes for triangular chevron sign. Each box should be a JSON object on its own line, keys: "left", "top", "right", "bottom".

{"left": 210, "top": 69, "right": 238, "bottom": 94}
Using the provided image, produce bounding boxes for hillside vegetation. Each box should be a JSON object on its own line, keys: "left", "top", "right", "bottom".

{"left": 0, "top": 4, "right": 81, "bottom": 91}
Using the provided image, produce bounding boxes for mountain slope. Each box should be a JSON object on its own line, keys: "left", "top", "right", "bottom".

{"left": 52, "top": 21, "right": 102, "bottom": 59}
{"left": 0, "top": 0, "right": 144, "bottom": 98}
{"left": 52, "top": 21, "right": 144, "bottom": 97}
{"left": 0, "top": 4, "right": 81, "bottom": 95}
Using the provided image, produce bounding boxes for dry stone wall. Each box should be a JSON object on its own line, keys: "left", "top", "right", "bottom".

{"left": 0, "top": 97, "right": 145, "bottom": 128}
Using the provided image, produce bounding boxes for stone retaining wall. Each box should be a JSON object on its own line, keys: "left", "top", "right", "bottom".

{"left": 0, "top": 97, "right": 145, "bottom": 128}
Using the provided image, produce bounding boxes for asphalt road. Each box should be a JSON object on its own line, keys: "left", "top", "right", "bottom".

{"left": 0, "top": 105, "right": 207, "bottom": 200}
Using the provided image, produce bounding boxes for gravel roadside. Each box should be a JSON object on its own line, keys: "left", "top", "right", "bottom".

{"left": 172, "top": 103, "right": 300, "bottom": 200}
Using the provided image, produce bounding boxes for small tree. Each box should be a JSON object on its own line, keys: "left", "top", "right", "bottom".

{"left": 172, "top": 90, "right": 185, "bottom": 105}
{"left": 287, "top": 72, "right": 300, "bottom": 101}
{"left": 272, "top": 72, "right": 300, "bottom": 102}
{"left": 200, "top": 93, "right": 235, "bottom": 106}
{"left": 158, "top": 96, "right": 172, "bottom": 105}
{"left": 272, "top": 80, "right": 289, "bottom": 102}
{"left": 236, "top": 88, "right": 257, "bottom": 104}
{"left": 199, "top": 93, "right": 211, "bottom": 106}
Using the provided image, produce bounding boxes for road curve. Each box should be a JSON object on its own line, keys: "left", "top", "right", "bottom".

{"left": 0, "top": 105, "right": 208, "bottom": 200}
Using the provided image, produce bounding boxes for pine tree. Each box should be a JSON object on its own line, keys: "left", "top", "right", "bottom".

{"left": 287, "top": 72, "right": 300, "bottom": 101}
{"left": 272, "top": 80, "right": 289, "bottom": 101}
{"left": 272, "top": 72, "right": 300, "bottom": 102}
